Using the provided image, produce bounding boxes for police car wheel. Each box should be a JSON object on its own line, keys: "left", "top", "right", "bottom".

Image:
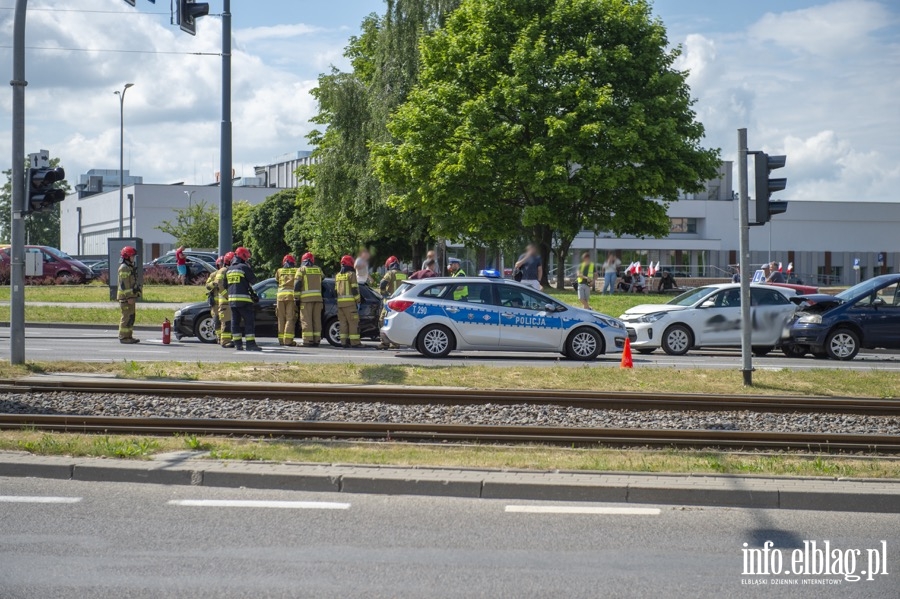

{"left": 565, "top": 327, "right": 602, "bottom": 361}
{"left": 417, "top": 325, "right": 454, "bottom": 358}
{"left": 194, "top": 314, "right": 218, "bottom": 344}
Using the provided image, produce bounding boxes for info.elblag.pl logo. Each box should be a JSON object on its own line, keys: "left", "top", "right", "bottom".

{"left": 741, "top": 540, "right": 889, "bottom": 586}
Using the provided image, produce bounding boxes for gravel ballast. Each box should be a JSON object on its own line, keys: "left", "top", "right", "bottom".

{"left": 1, "top": 392, "right": 899, "bottom": 435}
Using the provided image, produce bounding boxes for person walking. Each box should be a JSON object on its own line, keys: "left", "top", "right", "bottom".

{"left": 175, "top": 246, "right": 188, "bottom": 285}
{"left": 377, "top": 256, "right": 408, "bottom": 349}
{"left": 117, "top": 246, "right": 141, "bottom": 344}
{"left": 296, "top": 252, "right": 324, "bottom": 347}
{"left": 214, "top": 252, "right": 234, "bottom": 347}
{"left": 410, "top": 259, "right": 438, "bottom": 279}
{"left": 227, "top": 247, "right": 260, "bottom": 351}
{"left": 336, "top": 255, "right": 361, "bottom": 348}
{"left": 275, "top": 254, "right": 298, "bottom": 346}
{"left": 515, "top": 243, "right": 543, "bottom": 290}
{"left": 576, "top": 252, "right": 596, "bottom": 309}
{"left": 601, "top": 253, "right": 620, "bottom": 295}
{"left": 354, "top": 249, "right": 371, "bottom": 286}
{"left": 447, "top": 257, "right": 466, "bottom": 277}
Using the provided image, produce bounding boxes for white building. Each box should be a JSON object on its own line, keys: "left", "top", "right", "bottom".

{"left": 254, "top": 150, "right": 314, "bottom": 188}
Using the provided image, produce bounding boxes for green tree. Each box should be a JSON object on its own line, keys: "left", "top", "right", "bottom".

{"left": 375, "top": 0, "right": 720, "bottom": 287}
{"left": 246, "top": 189, "right": 299, "bottom": 274}
{"left": 0, "top": 157, "right": 71, "bottom": 247}
{"left": 231, "top": 200, "right": 255, "bottom": 251}
{"left": 156, "top": 200, "right": 219, "bottom": 249}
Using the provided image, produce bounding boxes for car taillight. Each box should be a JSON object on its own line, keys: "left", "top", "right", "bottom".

{"left": 387, "top": 300, "right": 414, "bottom": 312}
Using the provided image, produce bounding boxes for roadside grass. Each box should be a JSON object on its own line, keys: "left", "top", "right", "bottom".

{"left": 0, "top": 285, "right": 204, "bottom": 304}
{"left": 0, "top": 306, "right": 176, "bottom": 326}
{"left": 1, "top": 430, "right": 897, "bottom": 478}
{"left": 545, "top": 288, "right": 669, "bottom": 315}
{"left": 1, "top": 360, "right": 897, "bottom": 398}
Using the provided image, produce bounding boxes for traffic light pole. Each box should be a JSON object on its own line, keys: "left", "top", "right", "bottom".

{"left": 217, "top": 0, "right": 232, "bottom": 256}
{"left": 737, "top": 128, "right": 753, "bottom": 386}
{"left": 9, "top": 0, "right": 28, "bottom": 365}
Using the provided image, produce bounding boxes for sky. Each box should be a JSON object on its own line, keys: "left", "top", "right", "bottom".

{"left": 0, "top": 0, "right": 897, "bottom": 202}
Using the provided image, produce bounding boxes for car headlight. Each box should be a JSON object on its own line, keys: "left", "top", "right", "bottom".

{"left": 174, "top": 310, "right": 182, "bottom": 319}
{"left": 597, "top": 316, "right": 624, "bottom": 329}
{"left": 638, "top": 312, "right": 667, "bottom": 324}
{"left": 797, "top": 313, "right": 822, "bottom": 324}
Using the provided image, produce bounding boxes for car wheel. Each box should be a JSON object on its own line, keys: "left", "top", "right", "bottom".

{"left": 781, "top": 343, "right": 808, "bottom": 358}
{"left": 661, "top": 324, "right": 692, "bottom": 356}
{"left": 417, "top": 324, "right": 454, "bottom": 358}
{"left": 826, "top": 328, "right": 860, "bottom": 361}
{"left": 753, "top": 346, "right": 773, "bottom": 358}
{"left": 193, "top": 313, "right": 218, "bottom": 344}
{"left": 324, "top": 318, "right": 341, "bottom": 347}
{"left": 565, "top": 327, "right": 603, "bottom": 361}
{"left": 636, "top": 348, "right": 656, "bottom": 355}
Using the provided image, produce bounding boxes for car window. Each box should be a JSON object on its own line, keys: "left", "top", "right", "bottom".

{"left": 418, "top": 284, "right": 449, "bottom": 299}
{"left": 391, "top": 281, "right": 415, "bottom": 299}
{"left": 867, "top": 283, "right": 900, "bottom": 307}
{"left": 669, "top": 286, "right": 716, "bottom": 307}
{"left": 156, "top": 255, "right": 175, "bottom": 265}
{"left": 752, "top": 288, "right": 790, "bottom": 306}
{"left": 256, "top": 283, "right": 278, "bottom": 300}
{"left": 705, "top": 289, "right": 740, "bottom": 308}
{"left": 497, "top": 286, "right": 549, "bottom": 311}
{"left": 448, "top": 282, "right": 492, "bottom": 304}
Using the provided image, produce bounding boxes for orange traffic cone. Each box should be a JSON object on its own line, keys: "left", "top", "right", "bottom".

{"left": 620, "top": 337, "right": 634, "bottom": 369}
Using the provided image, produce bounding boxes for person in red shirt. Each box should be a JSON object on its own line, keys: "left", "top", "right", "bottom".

{"left": 410, "top": 258, "right": 437, "bottom": 279}
{"left": 175, "top": 246, "right": 188, "bottom": 285}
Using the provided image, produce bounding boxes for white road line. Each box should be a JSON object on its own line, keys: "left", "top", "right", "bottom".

{"left": 0, "top": 496, "right": 82, "bottom": 504}
{"left": 505, "top": 505, "right": 661, "bottom": 515}
{"left": 167, "top": 499, "right": 350, "bottom": 510}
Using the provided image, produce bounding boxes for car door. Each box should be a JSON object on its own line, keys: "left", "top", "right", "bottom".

{"left": 441, "top": 282, "right": 500, "bottom": 348}
{"left": 496, "top": 284, "right": 564, "bottom": 350}
{"left": 253, "top": 281, "right": 279, "bottom": 336}
{"left": 695, "top": 289, "right": 742, "bottom": 346}
{"left": 750, "top": 288, "right": 795, "bottom": 346}
{"left": 857, "top": 281, "right": 900, "bottom": 348}
{"left": 358, "top": 284, "right": 383, "bottom": 335}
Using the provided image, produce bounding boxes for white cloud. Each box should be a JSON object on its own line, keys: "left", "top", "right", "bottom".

{"left": 235, "top": 23, "right": 322, "bottom": 44}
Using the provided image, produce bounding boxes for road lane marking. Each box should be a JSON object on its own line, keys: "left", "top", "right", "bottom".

{"left": 0, "top": 496, "right": 82, "bottom": 504}
{"left": 505, "top": 505, "right": 660, "bottom": 515}
{"left": 167, "top": 499, "right": 350, "bottom": 510}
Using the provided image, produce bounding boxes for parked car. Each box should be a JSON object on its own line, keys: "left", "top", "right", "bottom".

{"left": 768, "top": 282, "right": 818, "bottom": 295}
{"left": 163, "top": 249, "right": 218, "bottom": 265}
{"left": 783, "top": 274, "right": 900, "bottom": 360}
{"left": 0, "top": 245, "right": 95, "bottom": 282}
{"left": 619, "top": 284, "right": 798, "bottom": 356}
{"left": 380, "top": 275, "right": 627, "bottom": 360}
{"left": 173, "top": 277, "right": 383, "bottom": 346}
{"left": 145, "top": 254, "right": 215, "bottom": 280}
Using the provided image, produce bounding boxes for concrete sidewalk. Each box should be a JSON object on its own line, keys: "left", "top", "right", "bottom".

{"left": 1, "top": 450, "right": 897, "bottom": 513}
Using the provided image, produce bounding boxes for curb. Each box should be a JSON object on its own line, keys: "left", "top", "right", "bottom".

{"left": 2, "top": 453, "right": 899, "bottom": 513}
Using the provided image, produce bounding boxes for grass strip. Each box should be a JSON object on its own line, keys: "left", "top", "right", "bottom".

{"left": 0, "top": 284, "right": 206, "bottom": 304}
{"left": 1, "top": 430, "right": 898, "bottom": 478}
{"left": 0, "top": 306, "right": 176, "bottom": 326}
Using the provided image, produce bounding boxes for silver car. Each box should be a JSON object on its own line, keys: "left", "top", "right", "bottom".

{"left": 380, "top": 275, "right": 627, "bottom": 360}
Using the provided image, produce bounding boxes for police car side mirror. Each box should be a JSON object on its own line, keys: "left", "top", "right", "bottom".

{"left": 544, "top": 303, "right": 556, "bottom": 313}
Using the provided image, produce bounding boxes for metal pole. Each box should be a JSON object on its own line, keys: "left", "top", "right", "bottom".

{"left": 738, "top": 128, "right": 753, "bottom": 386}
{"left": 116, "top": 83, "right": 133, "bottom": 238}
{"left": 10, "top": 0, "right": 27, "bottom": 365}
{"left": 218, "top": 0, "right": 233, "bottom": 256}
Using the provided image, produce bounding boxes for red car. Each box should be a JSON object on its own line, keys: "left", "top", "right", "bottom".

{"left": 768, "top": 282, "right": 819, "bottom": 295}
{"left": 0, "top": 245, "right": 95, "bottom": 282}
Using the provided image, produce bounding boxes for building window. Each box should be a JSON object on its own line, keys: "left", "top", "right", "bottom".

{"left": 669, "top": 218, "right": 697, "bottom": 234}
{"left": 816, "top": 266, "right": 843, "bottom": 285}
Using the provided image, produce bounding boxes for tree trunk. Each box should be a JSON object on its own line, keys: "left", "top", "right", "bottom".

{"left": 554, "top": 238, "right": 573, "bottom": 291}
{"left": 532, "top": 224, "right": 552, "bottom": 287}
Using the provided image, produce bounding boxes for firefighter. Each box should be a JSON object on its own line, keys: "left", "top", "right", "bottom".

{"left": 295, "top": 252, "right": 324, "bottom": 346}
{"left": 214, "top": 252, "right": 234, "bottom": 347}
{"left": 117, "top": 246, "right": 141, "bottom": 344}
{"left": 206, "top": 257, "right": 223, "bottom": 341}
{"left": 275, "top": 254, "right": 299, "bottom": 346}
{"left": 448, "top": 257, "right": 466, "bottom": 277}
{"left": 335, "top": 254, "right": 361, "bottom": 348}
{"left": 227, "top": 246, "right": 260, "bottom": 351}
{"left": 377, "top": 256, "right": 407, "bottom": 349}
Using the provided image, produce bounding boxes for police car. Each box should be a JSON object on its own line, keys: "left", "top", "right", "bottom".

{"left": 380, "top": 271, "right": 627, "bottom": 360}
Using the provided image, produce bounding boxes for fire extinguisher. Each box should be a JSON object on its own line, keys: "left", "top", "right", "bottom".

{"left": 162, "top": 318, "right": 171, "bottom": 345}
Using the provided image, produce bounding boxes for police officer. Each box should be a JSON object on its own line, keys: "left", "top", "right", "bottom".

{"left": 214, "top": 252, "right": 234, "bottom": 348}
{"left": 335, "top": 255, "right": 361, "bottom": 348}
{"left": 275, "top": 254, "right": 298, "bottom": 346}
{"left": 377, "top": 256, "right": 407, "bottom": 349}
{"left": 227, "top": 246, "right": 260, "bottom": 351}
{"left": 448, "top": 257, "right": 466, "bottom": 277}
{"left": 117, "top": 246, "right": 141, "bottom": 344}
{"left": 295, "top": 252, "right": 324, "bottom": 347}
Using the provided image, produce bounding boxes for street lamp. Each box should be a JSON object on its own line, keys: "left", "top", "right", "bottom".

{"left": 114, "top": 82, "right": 134, "bottom": 238}
{"left": 184, "top": 190, "right": 196, "bottom": 226}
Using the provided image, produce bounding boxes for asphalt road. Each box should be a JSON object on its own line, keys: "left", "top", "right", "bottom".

{"left": 0, "top": 477, "right": 896, "bottom": 598}
{"left": 0, "top": 326, "right": 898, "bottom": 371}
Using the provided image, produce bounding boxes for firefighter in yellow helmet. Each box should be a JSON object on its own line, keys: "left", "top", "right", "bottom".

{"left": 275, "top": 254, "right": 299, "bottom": 346}
{"left": 117, "top": 246, "right": 141, "bottom": 344}
{"left": 295, "top": 252, "right": 324, "bottom": 346}
{"left": 377, "top": 256, "right": 407, "bottom": 349}
{"left": 335, "top": 255, "right": 361, "bottom": 347}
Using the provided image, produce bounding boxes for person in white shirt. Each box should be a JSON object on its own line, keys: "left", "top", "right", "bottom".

{"left": 602, "top": 253, "right": 621, "bottom": 294}
{"left": 354, "top": 249, "right": 371, "bottom": 285}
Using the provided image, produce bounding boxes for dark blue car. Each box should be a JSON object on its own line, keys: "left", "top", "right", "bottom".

{"left": 785, "top": 274, "right": 900, "bottom": 360}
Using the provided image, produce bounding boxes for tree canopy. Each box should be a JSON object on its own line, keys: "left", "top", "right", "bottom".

{"left": 156, "top": 200, "right": 220, "bottom": 249}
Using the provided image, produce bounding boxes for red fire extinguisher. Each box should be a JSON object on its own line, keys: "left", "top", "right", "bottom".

{"left": 162, "top": 318, "right": 171, "bottom": 345}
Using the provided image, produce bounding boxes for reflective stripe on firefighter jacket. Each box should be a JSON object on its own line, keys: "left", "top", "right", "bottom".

{"left": 379, "top": 270, "right": 408, "bottom": 297}
{"left": 214, "top": 267, "right": 229, "bottom": 304}
{"left": 275, "top": 267, "right": 297, "bottom": 300}
{"left": 335, "top": 271, "right": 360, "bottom": 306}
{"left": 226, "top": 261, "right": 257, "bottom": 304}
{"left": 295, "top": 266, "right": 323, "bottom": 302}
{"left": 117, "top": 263, "right": 138, "bottom": 301}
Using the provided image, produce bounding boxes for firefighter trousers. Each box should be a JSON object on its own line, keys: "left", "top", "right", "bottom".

{"left": 276, "top": 298, "right": 297, "bottom": 345}
{"left": 337, "top": 304, "right": 360, "bottom": 346}
{"left": 230, "top": 304, "right": 256, "bottom": 345}
{"left": 217, "top": 301, "right": 232, "bottom": 344}
{"left": 119, "top": 299, "right": 136, "bottom": 340}
{"left": 300, "top": 300, "right": 322, "bottom": 345}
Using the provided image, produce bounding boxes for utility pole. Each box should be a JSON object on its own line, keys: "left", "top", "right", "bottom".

{"left": 116, "top": 82, "right": 134, "bottom": 237}
{"left": 218, "top": 0, "right": 232, "bottom": 256}
{"left": 9, "top": 0, "right": 27, "bottom": 365}
{"left": 737, "top": 128, "right": 753, "bottom": 386}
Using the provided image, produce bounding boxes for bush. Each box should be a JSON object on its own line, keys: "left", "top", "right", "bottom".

{"left": 141, "top": 266, "right": 208, "bottom": 286}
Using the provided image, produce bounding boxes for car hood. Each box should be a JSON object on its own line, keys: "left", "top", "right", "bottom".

{"left": 621, "top": 304, "right": 686, "bottom": 317}
{"left": 790, "top": 294, "right": 843, "bottom": 310}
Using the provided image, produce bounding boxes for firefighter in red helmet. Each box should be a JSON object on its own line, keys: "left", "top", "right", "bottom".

{"left": 213, "top": 252, "right": 234, "bottom": 347}
{"left": 335, "top": 254, "right": 361, "bottom": 347}
{"left": 226, "top": 247, "right": 260, "bottom": 351}
{"left": 377, "top": 256, "right": 407, "bottom": 349}
{"left": 275, "top": 254, "right": 299, "bottom": 346}
{"left": 295, "top": 252, "right": 324, "bottom": 346}
{"left": 117, "top": 246, "right": 141, "bottom": 343}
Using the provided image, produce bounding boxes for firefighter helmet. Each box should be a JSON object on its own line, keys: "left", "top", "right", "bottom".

{"left": 224, "top": 251, "right": 235, "bottom": 266}
{"left": 120, "top": 246, "right": 137, "bottom": 260}
{"left": 301, "top": 252, "right": 315, "bottom": 264}
{"left": 340, "top": 255, "right": 354, "bottom": 268}
{"left": 282, "top": 254, "right": 296, "bottom": 266}
{"left": 215, "top": 256, "right": 224, "bottom": 269}
{"left": 234, "top": 247, "right": 251, "bottom": 262}
{"left": 385, "top": 256, "right": 399, "bottom": 269}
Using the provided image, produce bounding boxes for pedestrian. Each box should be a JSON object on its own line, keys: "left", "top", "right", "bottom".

{"left": 275, "top": 254, "right": 298, "bottom": 347}
{"left": 214, "top": 252, "right": 234, "bottom": 347}
{"left": 766, "top": 262, "right": 786, "bottom": 284}
{"left": 175, "top": 246, "right": 188, "bottom": 285}
{"left": 354, "top": 248, "right": 371, "bottom": 286}
{"left": 117, "top": 246, "right": 141, "bottom": 344}
{"left": 602, "top": 253, "right": 620, "bottom": 294}
{"left": 658, "top": 270, "right": 678, "bottom": 292}
{"left": 226, "top": 246, "right": 260, "bottom": 351}
{"left": 632, "top": 269, "right": 649, "bottom": 294}
{"left": 410, "top": 258, "right": 438, "bottom": 280}
{"left": 576, "top": 252, "right": 595, "bottom": 309}
{"left": 295, "top": 252, "right": 324, "bottom": 347}
{"left": 514, "top": 243, "right": 543, "bottom": 290}
{"left": 377, "top": 256, "right": 408, "bottom": 349}
{"left": 422, "top": 250, "right": 436, "bottom": 271}
{"left": 731, "top": 265, "right": 741, "bottom": 284}
{"left": 447, "top": 257, "right": 466, "bottom": 277}
{"left": 336, "top": 255, "right": 361, "bottom": 348}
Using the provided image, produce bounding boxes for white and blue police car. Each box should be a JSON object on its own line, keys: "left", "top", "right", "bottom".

{"left": 380, "top": 271, "right": 627, "bottom": 360}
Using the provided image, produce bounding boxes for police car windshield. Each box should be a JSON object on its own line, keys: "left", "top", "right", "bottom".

{"left": 392, "top": 281, "right": 414, "bottom": 299}
{"left": 667, "top": 286, "right": 717, "bottom": 307}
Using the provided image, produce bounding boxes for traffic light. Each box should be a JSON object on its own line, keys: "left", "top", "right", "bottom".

{"left": 177, "top": 0, "right": 210, "bottom": 36}
{"left": 26, "top": 167, "right": 66, "bottom": 214}
{"left": 754, "top": 152, "right": 787, "bottom": 224}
